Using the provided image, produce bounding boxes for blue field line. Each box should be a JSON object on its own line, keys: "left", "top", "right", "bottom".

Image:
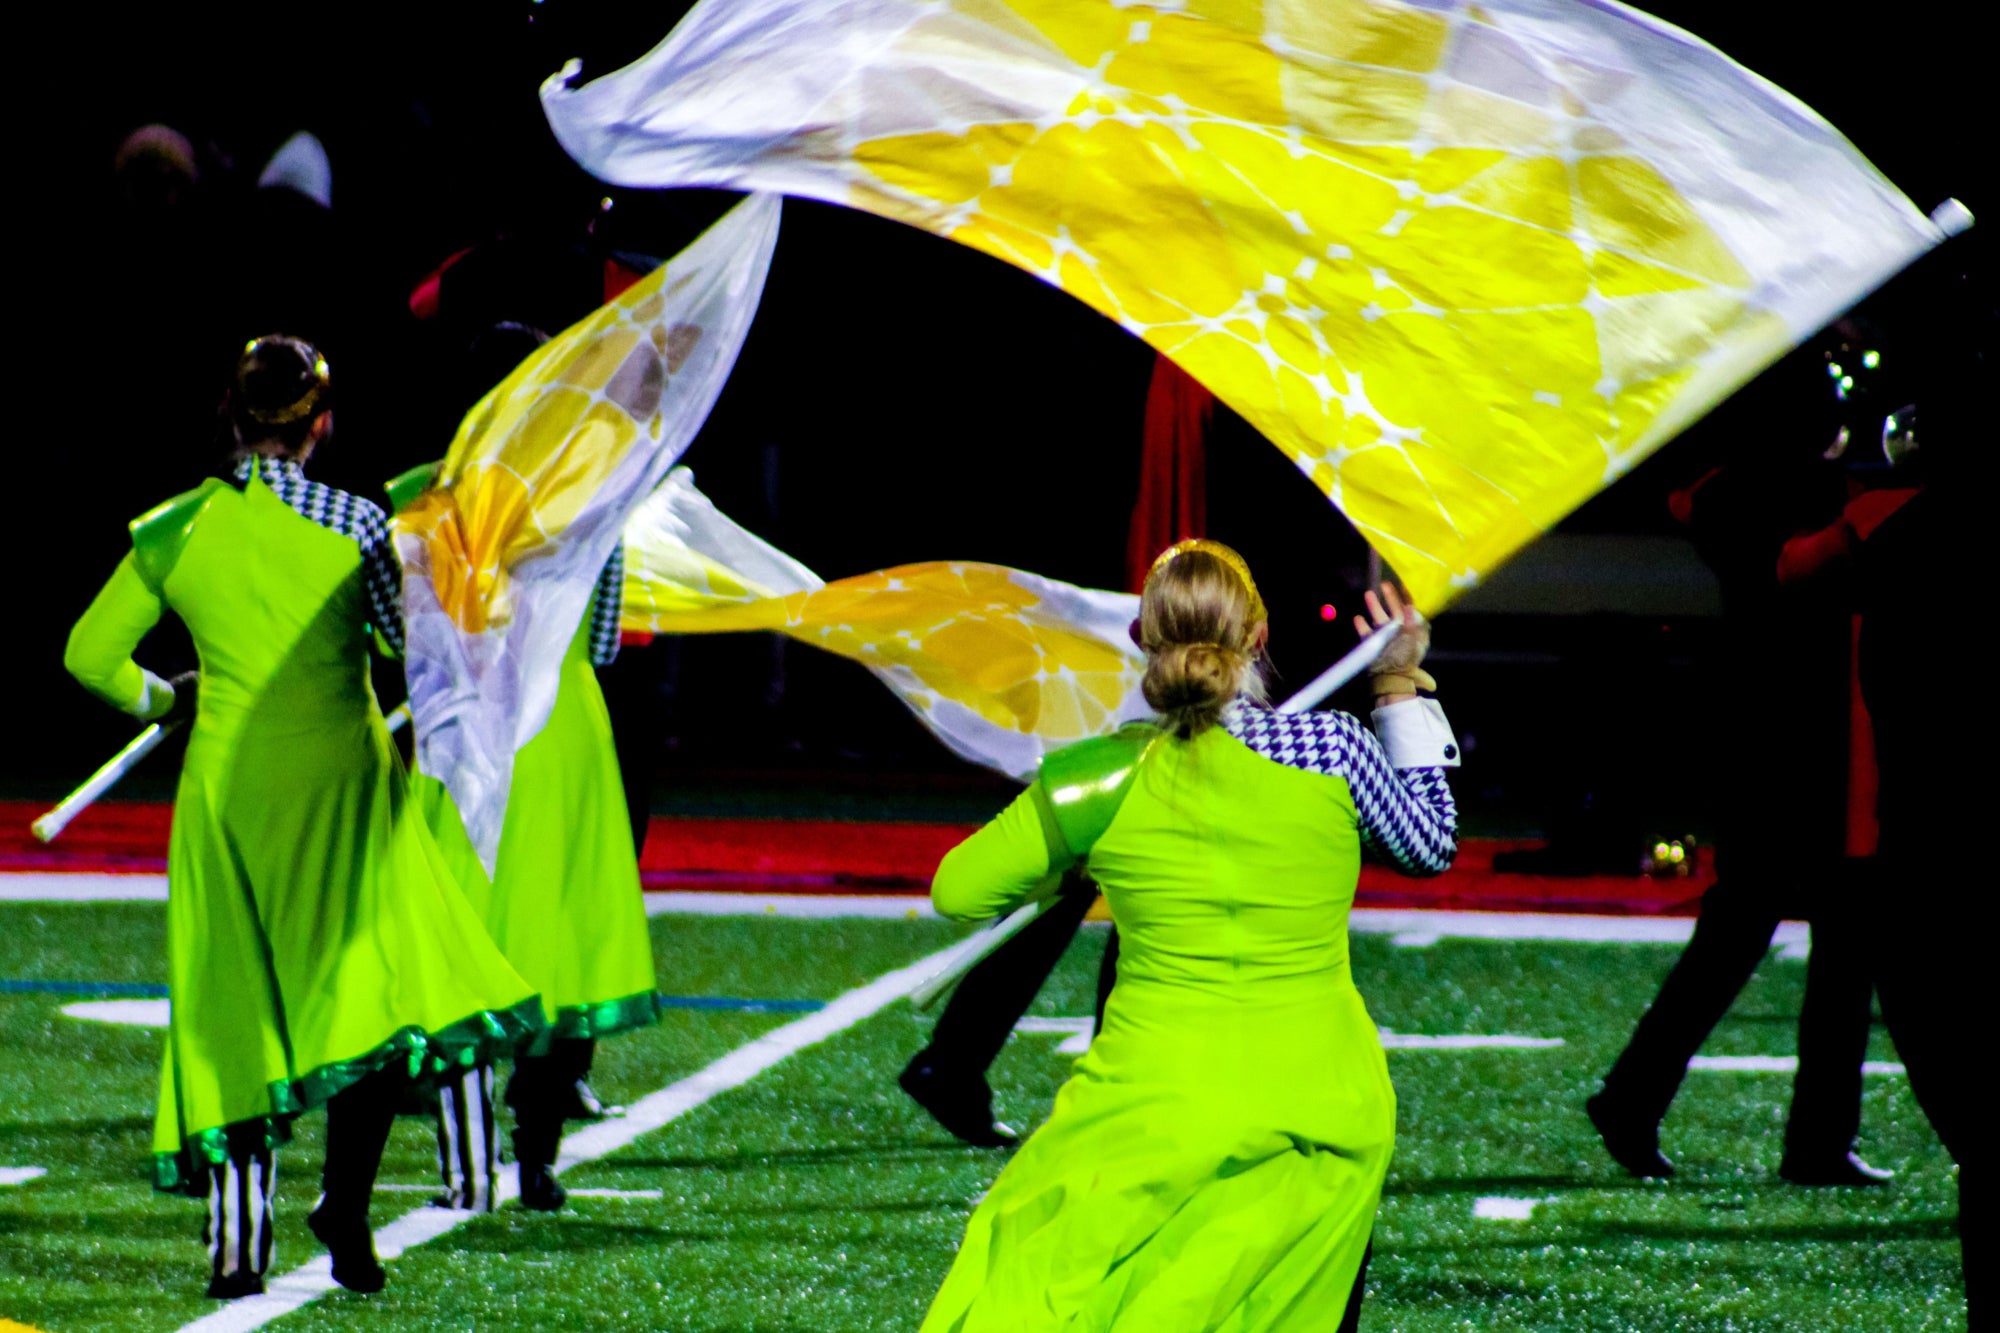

{"left": 0, "top": 979, "right": 168, "bottom": 997}
{"left": 2, "top": 979, "right": 824, "bottom": 1013}
{"left": 657, "top": 994, "right": 825, "bottom": 1014}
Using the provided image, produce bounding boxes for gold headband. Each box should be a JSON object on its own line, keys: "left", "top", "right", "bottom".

{"left": 1147, "top": 539, "right": 1267, "bottom": 625}
{"left": 239, "top": 336, "right": 332, "bottom": 425}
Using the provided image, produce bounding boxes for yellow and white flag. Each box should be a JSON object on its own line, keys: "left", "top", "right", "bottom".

{"left": 396, "top": 196, "right": 781, "bottom": 867}
{"left": 544, "top": 0, "right": 1952, "bottom": 611}
{"left": 624, "top": 468, "right": 1149, "bottom": 779}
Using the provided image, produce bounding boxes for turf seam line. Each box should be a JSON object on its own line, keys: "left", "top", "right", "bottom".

{"left": 170, "top": 936, "right": 971, "bottom": 1333}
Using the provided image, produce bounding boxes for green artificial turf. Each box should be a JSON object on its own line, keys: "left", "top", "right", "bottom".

{"left": 0, "top": 905, "right": 1963, "bottom": 1333}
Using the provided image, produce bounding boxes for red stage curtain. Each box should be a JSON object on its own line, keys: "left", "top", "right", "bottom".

{"left": 1125, "top": 354, "right": 1213, "bottom": 592}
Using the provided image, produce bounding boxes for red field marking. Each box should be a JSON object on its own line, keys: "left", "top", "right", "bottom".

{"left": 0, "top": 800, "right": 172, "bottom": 872}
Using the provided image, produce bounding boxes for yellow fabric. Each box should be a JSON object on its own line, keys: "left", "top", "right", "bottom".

{"left": 926, "top": 726, "right": 1388, "bottom": 1330}
{"left": 847, "top": 0, "right": 1790, "bottom": 609}
{"left": 628, "top": 559, "right": 1145, "bottom": 760}
{"left": 64, "top": 554, "right": 175, "bottom": 720}
{"left": 393, "top": 196, "right": 779, "bottom": 871}
{"left": 396, "top": 270, "right": 695, "bottom": 636}
{"left": 546, "top": 0, "right": 1941, "bottom": 614}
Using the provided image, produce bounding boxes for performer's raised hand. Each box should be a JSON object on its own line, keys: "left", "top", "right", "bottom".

{"left": 1353, "top": 582, "right": 1433, "bottom": 703}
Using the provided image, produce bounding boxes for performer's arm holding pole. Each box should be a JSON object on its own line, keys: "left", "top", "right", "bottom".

{"left": 36, "top": 555, "right": 188, "bottom": 842}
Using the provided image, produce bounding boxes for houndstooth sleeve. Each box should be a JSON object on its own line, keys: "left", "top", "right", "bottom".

{"left": 1337, "top": 713, "right": 1457, "bottom": 876}
{"left": 357, "top": 509, "right": 406, "bottom": 657}
{"left": 1224, "top": 703, "right": 1458, "bottom": 876}
{"left": 588, "top": 544, "right": 624, "bottom": 667}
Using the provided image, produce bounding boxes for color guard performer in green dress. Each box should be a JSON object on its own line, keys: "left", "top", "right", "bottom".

{"left": 388, "top": 324, "right": 660, "bottom": 1215}
{"left": 921, "top": 542, "right": 1459, "bottom": 1333}
{"left": 63, "top": 336, "right": 543, "bottom": 1299}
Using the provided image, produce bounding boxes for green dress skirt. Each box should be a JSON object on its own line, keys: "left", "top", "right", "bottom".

{"left": 410, "top": 608, "right": 659, "bottom": 1050}
{"left": 924, "top": 725, "right": 1395, "bottom": 1331}
{"left": 65, "top": 473, "right": 544, "bottom": 1193}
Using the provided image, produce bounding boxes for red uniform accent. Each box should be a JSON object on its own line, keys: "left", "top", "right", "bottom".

{"left": 407, "top": 246, "right": 475, "bottom": 321}
{"left": 1774, "top": 486, "right": 1916, "bottom": 859}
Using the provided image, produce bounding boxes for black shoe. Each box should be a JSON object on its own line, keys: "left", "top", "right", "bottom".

{"left": 1779, "top": 1151, "right": 1894, "bottom": 1187}
{"left": 205, "top": 1270, "right": 265, "bottom": 1300}
{"left": 1586, "top": 1092, "right": 1675, "bottom": 1178}
{"left": 898, "top": 1058, "right": 1019, "bottom": 1149}
{"left": 518, "top": 1163, "right": 569, "bottom": 1212}
{"left": 307, "top": 1204, "right": 387, "bottom": 1294}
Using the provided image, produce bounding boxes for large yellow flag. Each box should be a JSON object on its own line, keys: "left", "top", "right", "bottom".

{"left": 624, "top": 469, "right": 1149, "bottom": 779}
{"left": 395, "top": 196, "right": 780, "bottom": 867}
{"left": 543, "top": 0, "right": 1952, "bottom": 610}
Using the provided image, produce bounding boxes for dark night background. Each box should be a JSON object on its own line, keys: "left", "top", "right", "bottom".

{"left": 7, "top": 1, "right": 1990, "bottom": 841}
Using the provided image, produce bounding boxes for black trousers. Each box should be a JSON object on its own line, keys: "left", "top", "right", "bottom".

{"left": 508, "top": 1037, "right": 599, "bottom": 1169}
{"left": 320, "top": 1066, "right": 406, "bottom": 1222}
{"left": 1338, "top": 1243, "right": 1372, "bottom": 1333}
{"left": 915, "top": 882, "right": 1114, "bottom": 1080}
{"left": 1870, "top": 860, "right": 1986, "bottom": 1329}
{"left": 1598, "top": 865, "right": 1873, "bottom": 1161}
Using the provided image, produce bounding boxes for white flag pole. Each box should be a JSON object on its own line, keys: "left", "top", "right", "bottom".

{"left": 1274, "top": 621, "right": 1399, "bottom": 715}
{"left": 31, "top": 722, "right": 182, "bottom": 843}
{"left": 909, "top": 621, "right": 1402, "bottom": 1010}
{"left": 31, "top": 704, "right": 414, "bottom": 845}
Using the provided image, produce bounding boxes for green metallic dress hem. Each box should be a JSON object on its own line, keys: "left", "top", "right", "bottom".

{"left": 151, "top": 995, "right": 547, "bottom": 1194}
{"left": 542, "top": 989, "right": 663, "bottom": 1048}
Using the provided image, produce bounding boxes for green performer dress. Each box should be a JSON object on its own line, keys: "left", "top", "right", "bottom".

{"left": 388, "top": 464, "right": 659, "bottom": 1050}
{"left": 922, "top": 698, "right": 1459, "bottom": 1332}
{"left": 64, "top": 457, "right": 544, "bottom": 1191}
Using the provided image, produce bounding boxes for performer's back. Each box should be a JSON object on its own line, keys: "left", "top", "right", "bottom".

{"left": 146, "top": 472, "right": 388, "bottom": 783}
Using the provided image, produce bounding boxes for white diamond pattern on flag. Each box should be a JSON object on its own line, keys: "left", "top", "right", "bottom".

{"left": 542, "top": 0, "right": 1950, "bottom": 612}
{"left": 395, "top": 197, "right": 780, "bottom": 869}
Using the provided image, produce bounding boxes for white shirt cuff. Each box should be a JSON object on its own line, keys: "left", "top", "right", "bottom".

{"left": 130, "top": 669, "right": 176, "bottom": 721}
{"left": 1371, "top": 697, "right": 1460, "bottom": 769}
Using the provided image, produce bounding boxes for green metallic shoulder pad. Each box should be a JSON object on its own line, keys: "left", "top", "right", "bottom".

{"left": 383, "top": 460, "right": 443, "bottom": 516}
{"left": 1036, "top": 722, "right": 1163, "bottom": 858}
{"left": 128, "top": 479, "right": 228, "bottom": 591}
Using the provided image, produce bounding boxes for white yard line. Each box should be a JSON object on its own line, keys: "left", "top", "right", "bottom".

{"left": 6, "top": 878, "right": 1816, "bottom": 952}
{"left": 1473, "top": 1196, "right": 1545, "bottom": 1221}
{"left": 173, "top": 937, "right": 970, "bottom": 1333}
{"left": 1015, "top": 1017, "right": 1092, "bottom": 1035}
{"left": 1018, "top": 1016, "right": 1566, "bottom": 1054}
{"left": 1015, "top": 1015, "right": 1094, "bottom": 1054}
{"left": 0, "top": 873, "right": 168, "bottom": 901}
{"left": 567, "top": 1187, "right": 665, "bottom": 1200}
{"left": 1352, "top": 908, "right": 1810, "bottom": 954}
{"left": 0, "top": 1166, "right": 48, "bottom": 1186}
{"left": 0, "top": 876, "right": 1813, "bottom": 955}
{"left": 643, "top": 890, "right": 939, "bottom": 919}
{"left": 1378, "top": 1030, "right": 1565, "bottom": 1050}
{"left": 1689, "top": 1055, "right": 1906, "bottom": 1076}
{"left": 61, "top": 999, "right": 168, "bottom": 1026}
